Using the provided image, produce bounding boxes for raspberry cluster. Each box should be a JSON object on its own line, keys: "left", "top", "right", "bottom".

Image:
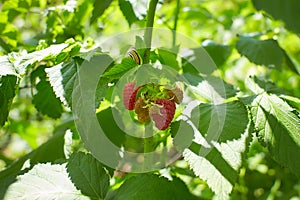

{"left": 122, "top": 82, "right": 183, "bottom": 130}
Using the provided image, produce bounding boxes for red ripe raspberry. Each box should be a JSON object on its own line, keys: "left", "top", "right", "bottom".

{"left": 149, "top": 99, "right": 176, "bottom": 130}
{"left": 123, "top": 82, "right": 140, "bottom": 110}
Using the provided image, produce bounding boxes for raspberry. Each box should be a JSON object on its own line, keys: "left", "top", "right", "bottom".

{"left": 167, "top": 87, "right": 183, "bottom": 104}
{"left": 149, "top": 99, "right": 176, "bottom": 130}
{"left": 134, "top": 98, "right": 150, "bottom": 122}
{"left": 123, "top": 82, "right": 140, "bottom": 110}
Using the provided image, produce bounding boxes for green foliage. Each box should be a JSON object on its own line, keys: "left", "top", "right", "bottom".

{"left": 183, "top": 73, "right": 238, "bottom": 100}
{"left": 45, "top": 59, "right": 79, "bottom": 107}
{"left": 0, "top": 75, "right": 18, "bottom": 127}
{"left": 1, "top": 1, "right": 300, "bottom": 200}
{"left": 119, "top": 0, "right": 139, "bottom": 26}
{"left": 32, "top": 66, "right": 63, "bottom": 119}
{"left": 157, "top": 48, "right": 180, "bottom": 71}
{"left": 236, "top": 36, "right": 284, "bottom": 70}
{"left": 107, "top": 174, "right": 198, "bottom": 200}
{"left": 196, "top": 100, "right": 249, "bottom": 142}
{"left": 202, "top": 40, "right": 231, "bottom": 68}
{"left": 4, "top": 163, "right": 89, "bottom": 200}
{"left": 0, "top": 127, "right": 67, "bottom": 199}
{"left": 252, "top": 0, "right": 300, "bottom": 34}
{"left": 246, "top": 77, "right": 300, "bottom": 178}
{"left": 67, "top": 152, "right": 110, "bottom": 199}
{"left": 102, "top": 57, "right": 137, "bottom": 79}
{"left": 90, "top": 0, "right": 114, "bottom": 24}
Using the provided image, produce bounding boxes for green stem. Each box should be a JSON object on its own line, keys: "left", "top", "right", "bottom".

{"left": 143, "top": 0, "right": 159, "bottom": 64}
{"left": 172, "top": 0, "right": 180, "bottom": 48}
{"left": 144, "top": 123, "right": 153, "bottom": 153}
{"left": 143, "top": 123, "right": 153, "bottom": 171}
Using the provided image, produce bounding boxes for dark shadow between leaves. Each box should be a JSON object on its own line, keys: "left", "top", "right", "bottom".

{"left": 183, "top": 73, "right": 238, "bottom": 100}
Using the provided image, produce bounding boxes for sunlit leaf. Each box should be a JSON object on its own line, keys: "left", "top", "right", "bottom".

{"left": 178, "top": 97, "right": 252, "bottom": 199}
{"left": 0, "top": 128, "right": 67, "bottom": 199}
{"left": 4, "top": 163, "right": 89, "bottom": 200}
{"left": 183, "top": 73, "right": 238, "bottom": 101}
{"left": 280, "top": 95, "right": 300, "bottom": 111}
{"left": 14, "top": 43, "right": 68, "bottom": 75}
{"left": 0, "top": 56, "right": 18, "bottom": 76}
{"left": 246, "top": 77, "right": 300, "bottom": 178}
{"left": 45, "top": 58, "right": 79, "bottom": 107}
{"left": 183, "top": 121, "right": 252, "bottom": 199}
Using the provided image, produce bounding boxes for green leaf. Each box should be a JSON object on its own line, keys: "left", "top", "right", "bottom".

{"left": 202, "top": 40, "right": 231, "bottom": 68}
{"left": 282, "top": 50, "right": 300, "bottom": 75}
{"left": 247, "top": 76, "right": 286, "bottom": 95}
{"left": 0, "top": 126, "right": 68, "bottom": 199}
{"left": 69, "top": 0, "right": 94, "bottom": 28}
{"left": 45, "top": 58, "right": 79, "bottom": 107}
{"left": 171, "top": 120, "right": 195, "bottom": 152}
{"left": 67, "top": 152, "right": 110, "bottom": 199}
{"left": 0, "top": 75, "right": 18, "bottom": 127}
{"left": 236, "top": 36, "right": 284, "bottom": 70}
{"left": 107, "top": 174, "right": 197, "bottom": 200}
{"left": 0, "top": 56, "right": 19, "bottom": 127}
{"left": 194, "top": 100, "right": 249, "bottom": 142}
{"left": 102, "top": 57, "right": 137, "bottom": 79}
{"left": 96, "top": 108, "right": 126, "bottom": 148}
{"left": 280, "top": 95, "right": 300, "bottom": 111}
{"left": 14, "top": 43, "right": 68, "bottom": 75}
{"left": 157, "top": 48, "right": 180, "bottom": 71}
{"left": 32, "top": 79, "right": 63, "bottom": 119}
{"left": 82, "top": 54, "right": 114, "bottom": 108}
{"left": 64, "top": 130, "right": 73, "bottom": 159}
{"left": 183, "top": 73, "right": 238, "bottom": 100}
{"left": 4, "top": 163, "right": 89, "bottom": 200}
{"left": 90, "top": 0, "right": 113, "bottom": 24}
{"left": 180, "top": 99, "right": 252, "bottom": 199}
{"left": 31, "top": 65, "right": 63, "bottom": 119}
{"left": 182, "top": 47, "right": 217, "bottom": 75}
{"left": 96, "top": 107, "right": 144, "bottom": 151}
{"left": 118, "top": 0, "right": 139, "bottom": 27}
{"left": 55, "top": 42, "right": 81, "bottom": 63}
{"left": 246, "top": 78, "right": 300, "bottom": 178}
{"left": 0, "top": 56, "right": 18, "bottom": 76}
{"left": 135, "top": 36, "right": 146, "bottom": 49}
{"left": 183, "top": 121, "right": 253, "bottom": 199}
{"left": 252, "top": 0, "right": 300, "bottom": 33}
